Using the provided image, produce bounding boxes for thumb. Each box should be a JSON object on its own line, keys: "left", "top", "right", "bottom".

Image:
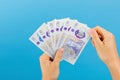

{"left": 88, "top": 29, "right": 102, "bottom": 47}
{"left": 53, "top": 48, "right": 64, "bottom": 66}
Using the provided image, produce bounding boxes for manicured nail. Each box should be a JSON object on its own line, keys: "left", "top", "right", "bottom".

{"left": 59, "top": 48, "right": 64, "bottom": 53}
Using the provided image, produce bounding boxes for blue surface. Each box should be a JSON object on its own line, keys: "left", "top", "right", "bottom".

{"left": 0, "top": 0, "right": 120, "bottom": 80}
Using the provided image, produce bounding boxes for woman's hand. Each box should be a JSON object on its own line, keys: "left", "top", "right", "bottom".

{"left": 89, "top": 26, "right": 120, "bottom": 80}
{"left": 40, "top": 48, "right": 64, "bottom": 80}
{"left": 89, "top": 26, "right": 119, "bottom": 64}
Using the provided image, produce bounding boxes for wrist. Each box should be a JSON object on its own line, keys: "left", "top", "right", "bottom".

{"left": 106, "top": 57, "right": 120, "bottom": 80}
{"left": 104, "top": 51, "right": 119, "bottom": 67}
{"left": 42, "top": 76, "right": 57, "bottom": 80}
{"left": 42, "top": 77, "right": 49, "bottom": 80}
{"left": 106, "top": 58, "right": 119, "bottom": 67}
{"left": 106, "top": 57, "right": 120, "bottom": 70}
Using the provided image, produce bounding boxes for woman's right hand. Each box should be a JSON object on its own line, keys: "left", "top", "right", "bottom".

{"left": 89, "top": 26, "right": 119, "bottom": 65}
{"left": 88, "top": 26, "right": 120, "bottom": 80}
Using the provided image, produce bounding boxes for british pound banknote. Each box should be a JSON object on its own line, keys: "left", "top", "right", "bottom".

{"left": 29, "top": 18, "right": 91, "bottom": 65}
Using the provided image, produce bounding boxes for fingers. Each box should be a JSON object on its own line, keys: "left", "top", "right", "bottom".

{"left": 39, "top": 53, "right": 51, "bottom": 71}
{"left": 93, "top": 26, "right": 114, "bottom": 42}
{"left": 40, "top": 53, "right": 50, "bottom": 61}
{"left": 88, "top": 29, "right": 102, "bottom": 47}
{"left": 94, "top": 26, "right": 107, "bottom": 36}
{"left": 53, "top": 48, "right": 64, "bottom": 66}
{"left": 40, "top": 48, "right": 64, "bottom": 67}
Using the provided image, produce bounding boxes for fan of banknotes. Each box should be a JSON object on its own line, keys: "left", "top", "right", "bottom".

{"left": 29, "top": 18, "right": 91, "bottom": 65}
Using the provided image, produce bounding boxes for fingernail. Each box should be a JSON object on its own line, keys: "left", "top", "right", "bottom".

{"left": 59, "top": 48, "right": 64, "bottom": 53}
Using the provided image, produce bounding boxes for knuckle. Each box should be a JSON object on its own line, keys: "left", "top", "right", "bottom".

{"left": 109, "top": 32, "right": 114, "bottom": 39}
{"left": 53, "top": 61, "right": 59, "bottom": 67}
{"left": 96, "top": 26, "right": 101, "bottom": 29}
{"left": 54, "top": 59, "right": 60, "bottom": 65}
{"left": 56, "top": 52, "right": 63, "bottom": 58}
{"left": 55, "top": 55, "right": 62, "bottom": 62}
{"left": 56, "top": 55, "right": 62, "bottom": 60}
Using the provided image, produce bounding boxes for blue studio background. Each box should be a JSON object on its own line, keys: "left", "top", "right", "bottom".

{"left": 0, "top": 0, "right": 120, "bottom": 80}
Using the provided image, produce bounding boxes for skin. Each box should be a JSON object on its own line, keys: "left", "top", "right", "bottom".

{"left": 40, "top": 48, "right": 64, "bottom": 80}
{"left": 40, "top": 26, "right": 120, "bottom": 80}
{"left": 89, "top": 26, "right": 120, "bottom": 80}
